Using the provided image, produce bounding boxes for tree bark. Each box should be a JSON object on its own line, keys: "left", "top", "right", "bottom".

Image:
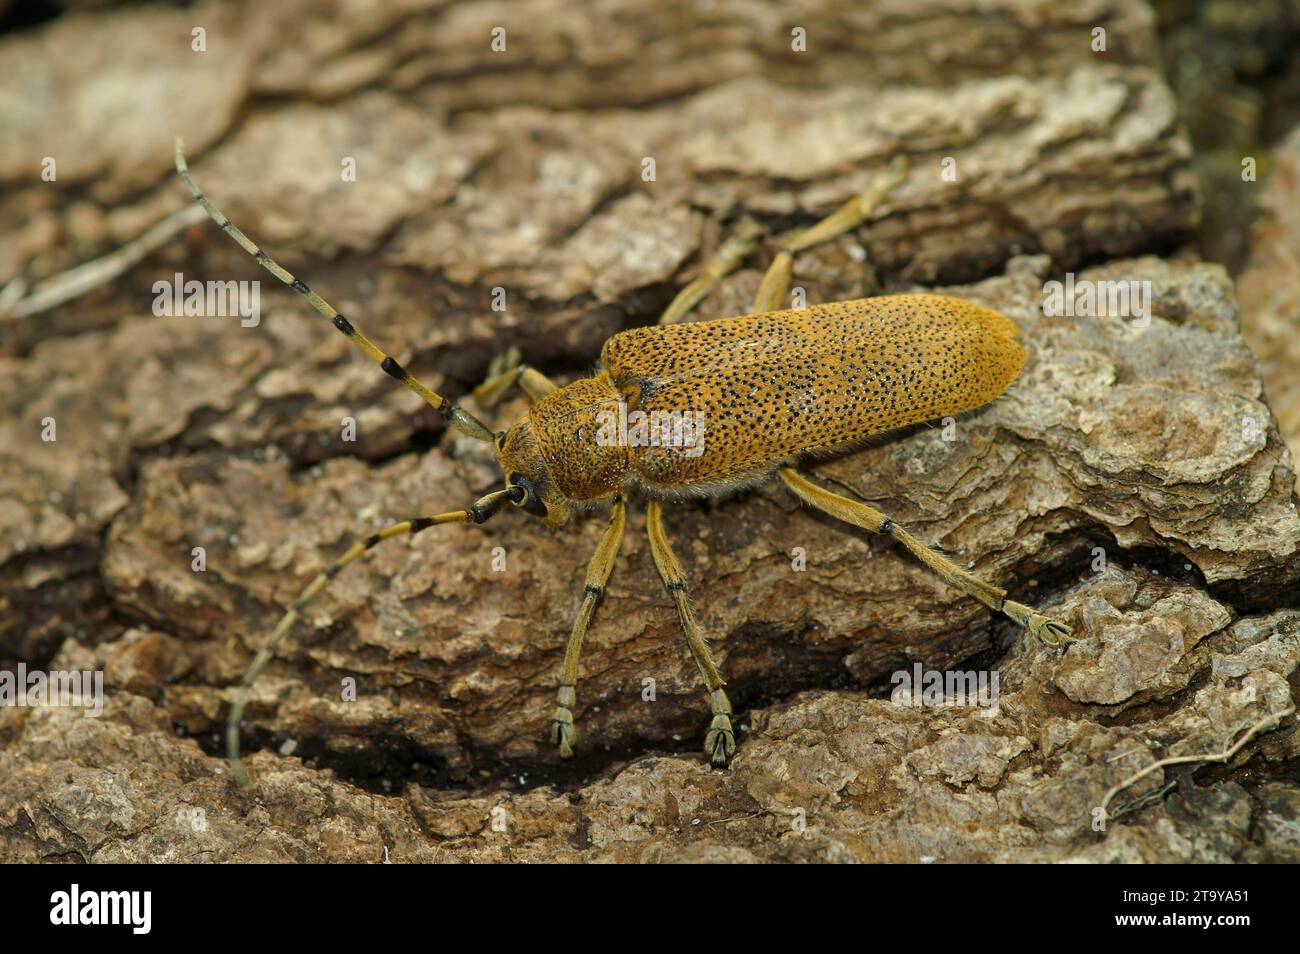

{"left": 1, "top": 0, "right": 1297, "bottom": 863}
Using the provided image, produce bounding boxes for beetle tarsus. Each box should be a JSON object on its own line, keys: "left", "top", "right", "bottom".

{"left": 706, "top": 689, "right": 736, "bottom": 766}
{"left": 1004, "top": 599, "right": 1074, "bottom": 647}
{"left": 551, "top": 685, "right": 578, "bottom": 758}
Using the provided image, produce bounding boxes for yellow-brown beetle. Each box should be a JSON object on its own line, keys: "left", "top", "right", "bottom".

{"left": 174, "top": 141, "right": 1071, "bottom": 787}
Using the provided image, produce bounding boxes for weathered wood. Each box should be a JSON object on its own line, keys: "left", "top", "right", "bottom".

{"left": 1, "top": 0, "right": 1297, "bottom": 864}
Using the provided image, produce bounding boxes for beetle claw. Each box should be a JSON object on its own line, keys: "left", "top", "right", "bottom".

{"left": 1004, "top": 599, "right": 1074, "bottom": 648}
{"left": 706, "top": 717, "right": 736, "bottom": 767}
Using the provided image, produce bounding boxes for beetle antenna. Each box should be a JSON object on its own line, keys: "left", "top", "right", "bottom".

{"left": 226, "top": 488, "right": 516, "bottom": 788}
{"left": 175, "top": 137, "right": 496, "bottom": 444}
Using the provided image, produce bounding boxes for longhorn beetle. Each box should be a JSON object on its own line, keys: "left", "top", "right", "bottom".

{"left": 174, "top": 140, "right": 1072, "bottom": 787}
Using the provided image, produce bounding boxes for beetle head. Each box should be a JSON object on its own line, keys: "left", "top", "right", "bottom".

{"left": 496, "top": 417, "right": 573, "bottom": 531}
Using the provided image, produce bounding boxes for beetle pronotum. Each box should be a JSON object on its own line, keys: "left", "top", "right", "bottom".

{"left": 174, "top": 139, "right": 1071, "bottom": 787}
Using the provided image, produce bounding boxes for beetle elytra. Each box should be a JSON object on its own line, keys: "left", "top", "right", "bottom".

{"left": 174, "top": 140, "right": 1071, "bottom": 786}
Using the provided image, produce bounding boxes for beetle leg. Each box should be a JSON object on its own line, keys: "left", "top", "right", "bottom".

{"left": 550, "top": 496, "right": 627, "bottom": 758}
{"left": 658, "top": 218, "right": 764, "bottom": 325}
{"left": 471, "top": 348, "right": 560, "bottom": 408}
{"left": 751, "top": 155, "right": 909, "bottom": 314}
{"left": 779, "top": 468, "right": 1073, "bottom": 647}
{"left": 645, "top": 499, "right": 737, "bottom": 766}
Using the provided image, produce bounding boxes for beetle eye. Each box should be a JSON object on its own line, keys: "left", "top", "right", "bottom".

{"left": 508, "top": 475, "right": 547, "bottom": 517}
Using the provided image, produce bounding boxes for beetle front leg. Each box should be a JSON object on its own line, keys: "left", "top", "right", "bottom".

{"left": 550, "top": 496, "right": 626, "bottom": 758}
{"left": 471, "top": 347, "right": 560, "bottom": 408}
{"left": 645, "top": 499, "right": 736, "bottom": 767}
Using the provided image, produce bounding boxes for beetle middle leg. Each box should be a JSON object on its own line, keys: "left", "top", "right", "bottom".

{"left": 645, "top": 499, "right": 736, "bottom": 766}
{"left": 658, "top": 219, "right": 765, "bottom": 325}
{"left": 658, "top": 156, "right": 907, "bottom": 324}
{"left": 778, "top": 468, "right": 1072, "bottom": 646}
{"left": 751, "top": 155, "right": 909, "bottom": 313}
{"left": 551, "top": 496, "right": 627, "bottom": 758}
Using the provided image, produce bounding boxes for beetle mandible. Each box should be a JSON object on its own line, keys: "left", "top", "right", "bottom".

{"left": 174, "top": 140, "right": 1071, "bottom": 787}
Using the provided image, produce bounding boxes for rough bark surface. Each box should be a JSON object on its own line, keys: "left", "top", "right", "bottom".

{"left": 1239, "top": 124, "right": 1300, "bottom": 460}
{"left": 2, "top": 0, "right": 1298, "bottom": 863}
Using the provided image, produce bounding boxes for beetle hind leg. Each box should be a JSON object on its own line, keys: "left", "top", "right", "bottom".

{"left": 778, "top": 468, "right": 1074, "bottom": 647}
